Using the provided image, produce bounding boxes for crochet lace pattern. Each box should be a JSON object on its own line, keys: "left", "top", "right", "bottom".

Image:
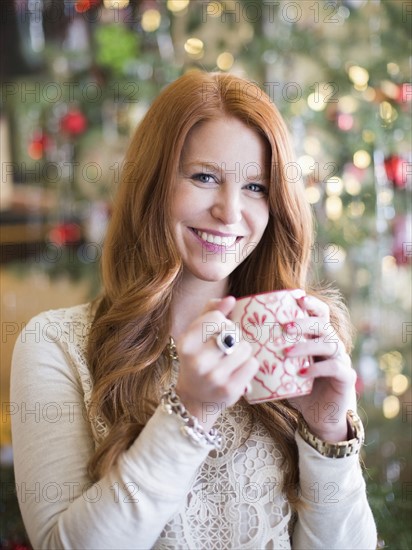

{"left": 45, "top": 303, "right": 293, "bottom": 549}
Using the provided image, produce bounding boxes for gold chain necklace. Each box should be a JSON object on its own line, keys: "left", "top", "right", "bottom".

{"left": 166, "top": 336, "right": 179, "bottom": 362}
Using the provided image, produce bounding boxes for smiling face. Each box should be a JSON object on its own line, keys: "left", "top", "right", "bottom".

{"left": 170, "top": 117, "right": 270, "bottom": 285}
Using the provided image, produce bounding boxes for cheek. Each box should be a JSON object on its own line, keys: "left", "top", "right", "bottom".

{"left": 255, "top": 204, "right": 270, "bottom": 237}
{"left": 170, "top": 192, "right": 188, "bottom": 226}
{"left": 170, "top": 186, "right": 203, "bottom": 223}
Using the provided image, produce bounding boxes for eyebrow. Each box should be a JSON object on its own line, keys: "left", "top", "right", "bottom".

{"left": 182, "top": 160, "right": 269, "bottom": 181}
{"left": 182, "top": 160, "right": 220, "bottom": 173}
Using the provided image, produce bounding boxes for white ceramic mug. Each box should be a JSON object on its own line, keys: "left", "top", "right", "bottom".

{"left": 229, "top": 289, "right": 314, "bottom": 404}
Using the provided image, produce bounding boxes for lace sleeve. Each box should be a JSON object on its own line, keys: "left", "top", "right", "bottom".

{"left": 46, "top": 304, "right": 110, "bottom": 446}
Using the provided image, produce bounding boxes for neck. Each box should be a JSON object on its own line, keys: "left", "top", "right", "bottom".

{"left": 170, "top": 273, "right": 229, "bottom": 340}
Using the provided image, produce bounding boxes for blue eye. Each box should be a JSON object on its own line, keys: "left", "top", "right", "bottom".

{"left": 192, "top": 173, "right": 216, "bottom": 184}
{"left": 246, "top": 183, "right": 268, "bottom": 194}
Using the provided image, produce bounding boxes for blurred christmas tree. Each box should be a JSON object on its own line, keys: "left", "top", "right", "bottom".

{"left": 1, "top": 0, "right": 411, "bottom": 548}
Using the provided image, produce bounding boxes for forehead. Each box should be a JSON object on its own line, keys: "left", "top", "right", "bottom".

{"left": 181, "top": 117, "right": 270, "bottom": 174}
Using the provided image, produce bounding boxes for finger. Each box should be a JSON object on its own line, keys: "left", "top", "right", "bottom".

{"left": 298, "top": 295, "right": 330, "bottom": 321}
{"left": 207, "top": 356, "right": 260, "bottom": 397}
{"left": 198, "top": 339, "right": 253, "bottom": 375}
{"left": 202, "top": 296, "right": 236, "bottom": 317}
{"left": 298, "top": 357, "right": 356, "bottom": 385}
{"left": 229, "top": 356, "right": 260, "bottom": 394}
{"left": 282, "top": 318, "right": 335, "bottom": 342}
{"left": 180, "top": 309, "right": 235, "bottom": 354}
{"left": 284, "top": 339, "right": 349, "bottom": 363}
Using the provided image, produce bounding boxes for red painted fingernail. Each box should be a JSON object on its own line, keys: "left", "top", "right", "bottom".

{"left": 284, "top": 322, "right": 296, "bottom": 333}
{"left": 284, "top": 345, "right": 295, "bottom": 355}
{"left": 298, "top": 367, "right": 309, "bottom": 375}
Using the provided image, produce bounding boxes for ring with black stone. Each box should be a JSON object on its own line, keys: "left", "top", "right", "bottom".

{"left": 215, "top": 330, "right": 237, "bottom": 355}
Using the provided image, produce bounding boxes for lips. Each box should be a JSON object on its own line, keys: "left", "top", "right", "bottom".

{"left": 190, "top": 228, "right": 242, "bottom": 247}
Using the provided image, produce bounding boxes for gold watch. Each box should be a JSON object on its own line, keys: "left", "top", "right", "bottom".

{"left": 298, "top": 410, "right": 365, "bottom": 458}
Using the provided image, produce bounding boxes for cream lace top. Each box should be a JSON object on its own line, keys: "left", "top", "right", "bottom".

{"left": 11, "top": 304, "right": 377, "bottom": 549}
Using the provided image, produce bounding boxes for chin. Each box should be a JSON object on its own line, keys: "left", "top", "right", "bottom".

{"left": 198, "top": 271, "right": 231, "bottom": 282}
{"left": 188, "top": 264, "right": 235, "bottom": 282}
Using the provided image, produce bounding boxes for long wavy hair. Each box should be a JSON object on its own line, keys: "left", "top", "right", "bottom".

{"left": 87, "top": 71, "right": 353, "bottom": 505}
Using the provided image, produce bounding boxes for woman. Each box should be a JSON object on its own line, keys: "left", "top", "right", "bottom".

{"left": 11, "top": 71, "right": 377, "bottom": 549}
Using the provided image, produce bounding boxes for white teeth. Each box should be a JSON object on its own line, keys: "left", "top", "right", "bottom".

{"left": 194, "top": 229, "right": 237, "bottom": 247}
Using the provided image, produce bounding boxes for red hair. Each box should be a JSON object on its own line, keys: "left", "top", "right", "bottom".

{"left": 87, "top": 72, "right": 352, "bottom": 504}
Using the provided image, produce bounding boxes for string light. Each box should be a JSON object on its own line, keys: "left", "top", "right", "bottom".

{"left": 348, "top": 65, "right": 369, "bottom": 89}
{"left": 353, "top": 150, "right": 371, "bottom": 169}
{"left": 103, "top": 0, "right": 129, "bottom": 8}
{"left": 344, "top": 174, "right": 361, "bottom": 195}
{"left": 326, "top": 177, "right": 344, "bottom": 196}
{"left": 167, "top": 0, "right": 190, "bottom": 12}
{"left": 379, "top": 351, "right": 403, "bottom": 375}
{"left": 307, "top": 92, "right": 327, "bottom": 111}
{"left": 184, "top": 38, "right": 204, "bottom": 58}
{"left": 325, "top": 196, "right": 343, "bottom": 220}
{"left": 141, "top": 9, "right": 161, "bottom": 32}
{"left": 387, "top": 62, "right": 400, "bottom": 76}
{"left": 380, "top": 101, "right": 398, "bottom": 123}
{"left": 216, "top": 52, "right": 234, "bottom": 71}
{"left": 392, "top": 374, "right": 409, "bottom": 396}
{"left": 206, "top": 1, "right": 223, "bottom": 16}
{"left": 382, "top": 395, "right": 400, "bottom": 419}
{"left": 305, "top": 186, "right": 321, "bottom": 204}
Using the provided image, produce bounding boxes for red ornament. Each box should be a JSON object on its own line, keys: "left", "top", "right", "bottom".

{"left": 392, "top": 215, "right": 412, "bottom": 266}
{"left": 384, "top": 155, "right": 406, "bottom": 189}
{"left": 396, "top": 83, "right": 412, "bottom": 104}
{"left": 337, "top": 113, "right": 354, "bottom": 131}
{"left": 60, "top": 109, "right": 87, "bottom": 136}
{"left": 75, "top": 0, "right": 100, "bottom": 13}
{"left": 28, "top": 130, "right": 51, "bottom": 160}
{"left": 48, "top": 223, "right": 82, "bottom": 246}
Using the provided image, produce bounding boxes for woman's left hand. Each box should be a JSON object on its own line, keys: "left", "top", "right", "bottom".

{"left": 285, "top": 295, "right": 357, "bottom": 442}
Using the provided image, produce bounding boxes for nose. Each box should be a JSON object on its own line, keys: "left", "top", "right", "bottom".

{"left": 210, "top": 186, "right": 242, "bottom": 225}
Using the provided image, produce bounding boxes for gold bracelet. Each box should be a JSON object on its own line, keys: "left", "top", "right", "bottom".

{"left": 298, "top": 410, "right": 365, "bottom": 458}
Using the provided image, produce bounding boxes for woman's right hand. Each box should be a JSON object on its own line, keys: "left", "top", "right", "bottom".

{"left": 174, "top": 296, "right": 259, "bottom": 431}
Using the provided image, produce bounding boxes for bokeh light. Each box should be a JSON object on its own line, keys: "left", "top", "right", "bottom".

{"left": 382, "top": 395, "right": 400, "bottom": 419}
{"left": 141, "top": 9, "right": 161, "bottom": 32}
{"left": 167, "top": 0, "right": 190, "bottom": 13}
{"left": 325, "top": 196, "right": 343, "bottom": 220}
{"left": 184, "top": 38, "right": 204, "bottom": 58}
{"left": 353, "top": 150, "right": 371, "bottom": 169}
{"left": 216, "top": 52, "right": 234, "bottom": 71}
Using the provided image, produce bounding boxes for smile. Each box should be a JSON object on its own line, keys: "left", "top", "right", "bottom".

{"left": 190, "top": 228, "right": 241, "bottom": 248}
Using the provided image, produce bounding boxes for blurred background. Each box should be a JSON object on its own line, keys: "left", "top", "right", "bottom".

{"left": 0, "top": 0, "right": 411, "bottom": 548}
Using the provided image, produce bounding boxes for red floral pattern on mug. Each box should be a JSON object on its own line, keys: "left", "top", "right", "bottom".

{"left": 230, "top": 290, "right": 313, "bottom": 403}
